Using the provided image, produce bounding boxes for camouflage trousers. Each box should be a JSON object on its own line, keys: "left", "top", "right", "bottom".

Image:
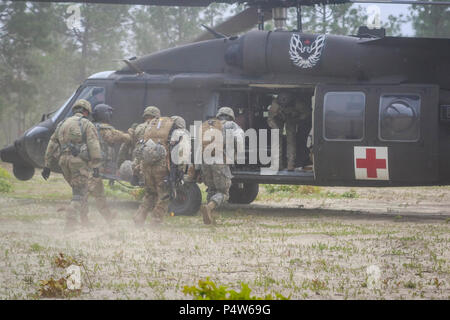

{"left": 201, "top": 164, "right": 232, "bottom": 207}
{"left": 134, "top": 163, "right": 169, "bottom": 225}
{"left": 286, "top": 121, "right": 297, "bottom": 171}
{"left": 88, "top": 176, "right": 113, "bottom": 221}
{"left": 58, "top": 154, "right": 89, "bottom": 222}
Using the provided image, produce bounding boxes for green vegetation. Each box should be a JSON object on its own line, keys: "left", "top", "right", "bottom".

{"left": 0, "top": 167, "right": 13, "bottom": 193}
{"left": 183, "top": 278, "right": 290, "bottom": 300}
{"left": 259, "top": 184, "right": 359, "bottom": 200}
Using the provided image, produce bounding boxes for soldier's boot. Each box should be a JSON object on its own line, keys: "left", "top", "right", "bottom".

{"left": 201, "top": 201, "right": 217, "bottom": 225}
{"left": 133, "top": 209, "right": 149, "bottom": 228}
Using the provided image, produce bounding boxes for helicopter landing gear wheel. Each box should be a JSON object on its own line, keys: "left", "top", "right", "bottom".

{"left": 13, "top": 164, "right": 35, "bottom": 181}
{"left": 169, "top": 182, "right": 202, "bottom": 216}
{"left": 228, "top": 182, "right": 259, "bottom": 204}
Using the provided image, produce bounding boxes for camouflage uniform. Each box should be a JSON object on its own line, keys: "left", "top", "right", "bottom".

{"left": 117, "top": 122, "right": 138, "bottom": 168}
{"left": 133, "top": 115, "right": 187, "bottom": 227}
{"left": 89, "top": 121, "right": 131, "bottom": 223}
{"left": 267, "top": 94, "right": 312, "bottom": 170}
{"left": 128, "top": 106, "right": 161, "bottom": 181}
{"left": 44, "top": 99, "right": 102, "bottom": 229}
{"left": 200, "top": 107, "right": 244, "bottom": 225}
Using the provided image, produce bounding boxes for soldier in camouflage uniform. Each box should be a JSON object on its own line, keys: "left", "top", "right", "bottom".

{"left": 117, "top": 122, "right": 138, "bottom": 169}
{"left": 89, "top": 104, "right": 131, "bottom": 224}
{"left": 200, "top": 107, "right": 244, "bottom": 225}
{"left": 267, "top": 92, "right": 312, "bottom": 171}
{"left": 133, "top": 114, "right": 188, "bottom": 227}
{"left": 127, "top": 106, "right": 161, "bottom": 185}
{"left": 42, "top": 99, "right": 102, "bottom": 232}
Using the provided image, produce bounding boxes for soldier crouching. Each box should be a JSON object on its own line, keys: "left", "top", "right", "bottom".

{"left": 133, "top": 113, "right": 188, "bottom": 227}
{"left": 200, "top": 107, "right": 244, "bottom": 225}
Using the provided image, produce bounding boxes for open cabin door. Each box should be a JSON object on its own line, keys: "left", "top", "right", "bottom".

{"left": 313, "top": 84, "right": 439, "bottom": 186}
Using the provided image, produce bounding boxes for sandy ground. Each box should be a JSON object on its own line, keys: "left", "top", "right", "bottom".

{"left": 0, "top": 164, "right": 448, "bottom": 300}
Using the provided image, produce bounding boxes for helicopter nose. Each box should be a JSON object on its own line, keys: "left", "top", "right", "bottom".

{"left": 22, "top": 125, "right": 51, "bottom": 168}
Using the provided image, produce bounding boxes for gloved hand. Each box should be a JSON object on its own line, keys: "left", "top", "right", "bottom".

{"left": 131, "top": 174, "right": 140, "bottom": 186}
{"left": 41, "top": 167, "right": 51, "bottom": 180}
{"left": 93, "top": 168, "right": 100, "bottom": 178}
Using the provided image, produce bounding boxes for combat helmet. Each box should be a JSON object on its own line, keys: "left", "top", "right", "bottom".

{"left": 216, "top": 107, "right": 235, "bottom": 121}
{"left": 171, "top": 116, "right": 186, "bottom": 129}
{"left": 277, "top": 92, "right": 295, "bottom": 107}
{"left": 92, "top": 104, "right": 114, "bottom": 123}
{"left": 72, "top": 99, "right": 92, "bottom": 114}
{"left": 142, "top": 106, "right": 160, "bottom": 119}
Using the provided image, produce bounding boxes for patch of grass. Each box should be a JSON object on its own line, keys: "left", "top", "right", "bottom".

{"left": 0, "top": 178, "right": 13, "bottom": 193}
{"left": 104, "top": 181, "right": 135, "bottom": 200}
{"left": 183, "top": 277, "right": 290, "bottom": 300}
{"left": 0, "top": 167, "right": 12, "bottom": 180}
{"left": 341, "top": 189, "right": 358, "bottom": 198}
{"left": 404, "top": 281, "right": 417, "bottom": 289}
{"left": 263, "top": 184, "right": 322, "bottom": 195}
{"left": 30, "top": 243, "right": 44, "bottom": 252}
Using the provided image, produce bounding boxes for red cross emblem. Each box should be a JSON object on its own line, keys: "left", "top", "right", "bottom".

{"left": 354, "top": 147, "right": 389, "bottom": 180}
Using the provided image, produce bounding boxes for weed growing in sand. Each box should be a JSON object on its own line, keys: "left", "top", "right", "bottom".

{"left": 341, "top": 189, "right": 358, "bottom": 198}
{"left": 0, "top": 176, "right": 12, "bottom": 193}
{"left": 183, "top": 277, "right": 290, "bottom": 300}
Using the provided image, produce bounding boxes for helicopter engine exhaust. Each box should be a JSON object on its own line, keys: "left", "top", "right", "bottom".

{"left": 272, "top": 7, "right": 288, "bottom": 31}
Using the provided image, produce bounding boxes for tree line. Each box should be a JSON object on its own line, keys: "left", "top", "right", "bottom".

{"left": 0, "top": 1, "right": 448, "bottom": 147}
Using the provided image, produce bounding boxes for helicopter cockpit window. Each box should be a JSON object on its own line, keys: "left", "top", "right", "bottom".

{"left": 64, "top": 86, "right": 105, "bottom": 118}
{"left": 323, "top": 92, "right": 365, "bottom": 141}
{"left": 379, "top": 94, "right": 420, "bottom": 142}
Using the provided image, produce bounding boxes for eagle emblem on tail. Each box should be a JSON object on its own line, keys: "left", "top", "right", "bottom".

{"left": 289, "top": 34, "right": 326, "bottom": 69}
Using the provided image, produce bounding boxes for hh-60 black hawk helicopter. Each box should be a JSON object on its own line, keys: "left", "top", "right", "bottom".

{"left": 1, "top": 0, "right": 450, "bottom": 214}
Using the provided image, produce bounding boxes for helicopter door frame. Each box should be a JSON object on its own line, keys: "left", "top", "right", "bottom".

{"left": 313, "top": 84, "right": 439, "bottom": 186}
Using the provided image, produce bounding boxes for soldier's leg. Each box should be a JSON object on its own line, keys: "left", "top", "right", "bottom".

{"left": 67, "top": 157, "right": 91, "bottom": 228}
{"left": 200, "top": 165, "right": 215, "bottom": 224}
{"left": 150, "top": 165, "right": 170, "bottom": 225}
{"left": 295, "top": 118, "right": 312, "bottom": 168}
{"left": 202, "top": 165, "right": 232, "bottom": 225}
{"left": 72, "top": 169, "right": 90, "bottom": 228}
{"left": 134, "top": 188, "right": 157, "bottom": 227}
{"left": 286, "top": 121, "right": 297, "bottom": 171}
{"left": 201, "top": 165, "right": 216, "bottom": 202}
{"left": 89, "top": 176, "right": 115, "bottom": 223}
{"left": 133, "top": 166, "right": 156, "bottom": 227}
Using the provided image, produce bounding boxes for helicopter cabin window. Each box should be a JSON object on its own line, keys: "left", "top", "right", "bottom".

{"left": 379, "top": 94, "right": 421, "bottom": 142}
{"left": 64, "top": 86, "right": 105, "bottom": 118}
{"left": 323, "top": 92, "right": 365, "bottom": 141}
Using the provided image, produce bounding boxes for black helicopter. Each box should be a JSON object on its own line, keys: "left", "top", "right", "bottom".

{"left": 1, "top": 0, "right": 450, "bottom": 213}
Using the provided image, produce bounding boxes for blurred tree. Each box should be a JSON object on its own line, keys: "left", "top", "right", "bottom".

{"left": 287, "top": 4, "right": 403, "bottom": 36}
{"left": 409, "top": 1, "right": 450, "bottom": 38}
{"left": 0, "top": 1, "right": 58, "bottom": 139}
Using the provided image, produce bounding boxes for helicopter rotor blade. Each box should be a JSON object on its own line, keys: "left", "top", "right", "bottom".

{"left": 350, "top": 0, "right": 450, "bottom": 5}
{"left": 193, "top": 6, "right": 273, "bottom": 43}
{"left": 22, "top": 0, "right": 231, "bottom": 5}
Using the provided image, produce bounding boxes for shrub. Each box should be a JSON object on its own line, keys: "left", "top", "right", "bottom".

{"left": 0, "top": 167, "right": 11, "bottom": 180}
{"left": 0, "top": 178, "right": 12, "bottom": 193}
{"left": 182, "top": 277, "right": 290, "bottom": 300}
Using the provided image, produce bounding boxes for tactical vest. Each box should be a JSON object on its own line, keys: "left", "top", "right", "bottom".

{"left": 201, "top": 118, "right": 224, "bottom": 153}
{"left": 95, "top": 123, "right": 116, "bottom": 174}
{"left": 143, "top": 117, "right": 175, "bottom": 152}
{"left": 57, "top": 114, "right": 89, "bottom": 160}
